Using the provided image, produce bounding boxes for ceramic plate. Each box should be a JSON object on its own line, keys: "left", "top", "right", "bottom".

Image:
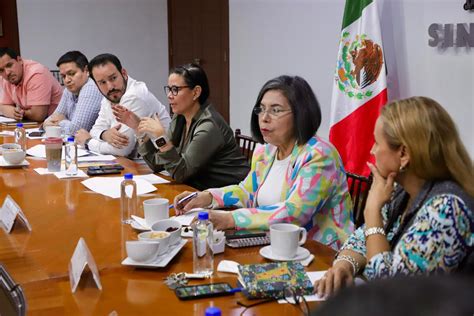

{"left": 122, "top": 239, "right": 187, "bottom": 268}
{"left": 0, "top": 156, "right": 30, "bottom": 168}
{"left": 259, "top": 245, "right": 310, "bottom": 262}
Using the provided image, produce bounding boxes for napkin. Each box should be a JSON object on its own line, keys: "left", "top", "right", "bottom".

{"left": 217, "top": 260, "right": 240, "bottom": 274}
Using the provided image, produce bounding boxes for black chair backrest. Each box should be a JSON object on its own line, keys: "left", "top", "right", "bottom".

{"left": 346, "top": 172, "right": 372, "bottom": 228}
{"left": 234, "top": 128, "right": 258, "bottom": 164}
{"left": 50, "top": 70, "right": 64, "bottom": 86}
{"left": 0, "top": 264, "right": 26, "bottom": 316}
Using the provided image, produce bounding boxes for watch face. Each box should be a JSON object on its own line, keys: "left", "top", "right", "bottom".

{"left": 155, "top": 137, "right": 167, "bottom": 148}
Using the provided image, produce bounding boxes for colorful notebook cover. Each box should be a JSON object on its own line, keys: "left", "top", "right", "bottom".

{"left": 238, "top": 261, "right": 314, "bottom": 299}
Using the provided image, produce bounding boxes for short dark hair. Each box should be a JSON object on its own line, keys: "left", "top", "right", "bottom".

{"left": 250, "top": 75, "right": 322, "bottom": 145}
{"left": 0, "top": 47, "right": 20, "bottom": 59}
{"left": 88, "top": 53, "right": 123, "bottom": 81}
{"left": 56, "top": 51, "right": 89, "bottom": 69}
{"left": 169, "top": 63, "right": 210, "bottom": 105}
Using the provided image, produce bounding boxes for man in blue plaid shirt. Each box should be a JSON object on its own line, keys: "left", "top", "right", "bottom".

{"left": 43, "top": 51, "right": 102, "bottom": 135}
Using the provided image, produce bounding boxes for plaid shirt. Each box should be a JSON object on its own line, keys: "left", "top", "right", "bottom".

{"left": 53, "top": 78, "right": 102, "bottom": 135}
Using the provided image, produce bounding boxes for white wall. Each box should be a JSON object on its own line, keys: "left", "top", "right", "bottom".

{"left": 16, "top": 0, "right": 473, "bottom": 157}
{"left": 229, "top": 0, "right": 474, "bottom": 158}
{"left": 16, "top": 0, "right": 169, "bottom": 105}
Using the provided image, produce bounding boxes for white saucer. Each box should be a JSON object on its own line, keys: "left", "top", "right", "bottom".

{"left": 0, "top": 157, "right": 30, "bottom": 168}
{"left": 259, "top": 245, "right": 310, "bottom": 262}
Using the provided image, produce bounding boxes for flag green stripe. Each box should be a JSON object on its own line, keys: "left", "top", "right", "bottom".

{"left": 341, "top": 0, "right": 373, "bottom": 30}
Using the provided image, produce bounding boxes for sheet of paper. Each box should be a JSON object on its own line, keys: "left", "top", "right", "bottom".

{"left": 278, "top": 271, "right": 365, "bottom": 303}
{"left": 55, "top": 169, "right": 89, "bottom": 179}
{"left": 81, "top": 177, "right": 157, "bottom": 199}
{"left": 78, "top": 155, "right": 116, "bottom": 162}
{"left": 0, "top": 116, "right": 17, "bottom": 123}
{"left": 69, "top": 238, "right": 102, "bottom": 293}
{"left": 0, "top": 130, "right": 15, "bottom": 137}
{"left": 170, "top": 209, "right": 202, "bottom": 226}
{"left": 27, "top": 144, "right": 89, "bottom": 159}
{"left": 135, "top": 174, "right": 170, "bottom": 184}
{"left": 35, "top": 167, "right": 65, "bottom": 175}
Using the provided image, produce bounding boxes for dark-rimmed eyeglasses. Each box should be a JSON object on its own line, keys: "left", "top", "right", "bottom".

{"left": 253, "top": 106, "right": 292, "bottom": 118}
{"left": 164, "top": 85, "right": 190, "bottom": 96}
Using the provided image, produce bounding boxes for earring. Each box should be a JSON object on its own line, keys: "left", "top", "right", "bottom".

{"left": 399, "top": 165, "right": 407, "bottom": 172}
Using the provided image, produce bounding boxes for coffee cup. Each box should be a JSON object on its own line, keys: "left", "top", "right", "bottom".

{"left": 137, "top": 231, "right": 170, "bottom": 255}
{"left": 44, "top": 126, "right": 62, "bottom": 138}
{"left": 270, "top": 223, "right": 307, "bottom": 259}
{"left": 44, "top": 137, "right": 63, "bottom": 172}
{"left": 143, "top": 198, "right": 169, "bottom": 227}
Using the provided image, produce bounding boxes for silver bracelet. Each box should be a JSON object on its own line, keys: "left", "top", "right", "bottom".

{"left": 364, "top": 226, "right": 386, "bottom": 238}
{"left": 333, "top": 254, "right": 359, "bottom": 276}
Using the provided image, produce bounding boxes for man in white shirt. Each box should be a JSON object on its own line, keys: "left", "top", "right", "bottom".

{"left": 75, "top": 53, "right": 171, "bottom": 157}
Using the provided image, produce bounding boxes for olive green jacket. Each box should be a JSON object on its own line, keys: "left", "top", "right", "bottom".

{"left": 138, "top": 104, "right": 249, "bottom": 190}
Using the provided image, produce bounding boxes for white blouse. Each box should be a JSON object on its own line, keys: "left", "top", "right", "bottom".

{"left": 256, "top": 154, "right": 291, "bottom": 206}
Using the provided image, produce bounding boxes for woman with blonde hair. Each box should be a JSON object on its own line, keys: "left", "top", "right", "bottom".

{"left": 315, "top": 96, "right": 473, "bottom": 296}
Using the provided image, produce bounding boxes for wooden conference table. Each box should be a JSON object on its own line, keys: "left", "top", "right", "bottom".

{"left": 0, "top": 135, "right": 336, "bottom": 315}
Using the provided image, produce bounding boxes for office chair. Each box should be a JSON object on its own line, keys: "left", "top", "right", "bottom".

{"left": 0, "top": 263, "right": 26, "bottom": 316}
{"left": 234, "top": 129, "right": 258, "bottom": 164}
{"left": 50, "top": 70, "right": 64, "bottom": 86}
{"left": 346, "top": 172, "right": 372, "bottom": 228}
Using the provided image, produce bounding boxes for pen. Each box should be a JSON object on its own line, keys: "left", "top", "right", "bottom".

{"left": 177, "top": 192, "right": 198, "bottom": 206}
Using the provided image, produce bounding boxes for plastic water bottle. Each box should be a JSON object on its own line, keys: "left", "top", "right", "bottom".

{"left": 193, "top": 211, "right": 214, "bottom": 276}
{"left": 205, "top": 307, "right": 221, "bottom": 316}
{"left": 14, "top": 123, "right": 26, "bottom": 151}
{"left": 65, "top": 136, "right": 78, "bottom": 175}
{"left": 120, "top": 173, "right": 137, "bottom": 224}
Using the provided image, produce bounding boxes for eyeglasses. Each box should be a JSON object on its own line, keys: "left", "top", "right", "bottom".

{"left": 164, "top": 85, "right": 190, "bottom": 96}
{"left": 253, "top": 106, "right": 292, "bottom": 118}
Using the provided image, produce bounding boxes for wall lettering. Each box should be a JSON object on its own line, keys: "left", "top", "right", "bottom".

{"left": 428, "top": 23, "right": 474, "bottom": 48}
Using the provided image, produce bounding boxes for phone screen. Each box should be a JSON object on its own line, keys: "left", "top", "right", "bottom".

{"left": 175, "top": 283, "right": 233, "bottom": 300}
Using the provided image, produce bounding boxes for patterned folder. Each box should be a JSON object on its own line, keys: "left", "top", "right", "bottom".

{"left": 237, "top": 261, "right": 314, "bottom": 299}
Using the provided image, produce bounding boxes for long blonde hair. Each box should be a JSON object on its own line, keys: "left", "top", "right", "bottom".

{"left": 381, "top": 96, "right": 473, "bottom": 196}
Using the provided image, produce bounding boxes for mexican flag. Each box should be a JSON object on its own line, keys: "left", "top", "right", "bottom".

{"left": 329, "top": 0, "right": 387, "bottom": 177}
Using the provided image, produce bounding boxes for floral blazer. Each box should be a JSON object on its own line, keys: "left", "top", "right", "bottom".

{"left": 207, "top": 135, "right": 354, "bottom": 250}
{"left": 341, "top": 181, "right": 474, "bottom": 279}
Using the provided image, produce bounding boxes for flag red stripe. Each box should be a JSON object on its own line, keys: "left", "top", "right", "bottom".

{"left": 329, "top": 89, "right": 387, "bottom": 176}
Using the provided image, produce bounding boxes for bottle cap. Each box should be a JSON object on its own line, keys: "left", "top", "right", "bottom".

{"left": 16, "top": 123, "right": 23, "bottom": 128}
{"left": 67, "top": 136, "right": 75, "bottom": 142}
{"left": 124, "top": 173, "right": 133, "bottom": 180}
{"left": 205, "top": 307, "right": 221, "bottom": 316}
{"left": 198, "top": 211, "right": 209, "bottom": 221}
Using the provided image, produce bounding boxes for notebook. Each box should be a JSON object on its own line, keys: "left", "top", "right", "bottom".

{"left": 237, "top": 261, "right": 314, "bottom": 299}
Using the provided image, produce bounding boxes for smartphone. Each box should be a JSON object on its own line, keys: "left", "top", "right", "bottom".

{"left": 224, "top": 229, "right": 267, "bottom": 240}
{"left": 88, "top": 164, "right": 124, "bottom": 171}
{"left": 86, "top": 167, "right": 122, "bottom": 176}
{"left": 29, "top": 131, "right": 45, "bottom": 137}
{"left": 175, "top": 282, "right": 234, "bottom": 300}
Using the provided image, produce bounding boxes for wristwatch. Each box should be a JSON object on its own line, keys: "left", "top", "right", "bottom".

{"left": 152, "top": 135, "right": 168, "bottom": 149}
{"left": 84, "top": 138, "right": 92, "bottom": 151}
